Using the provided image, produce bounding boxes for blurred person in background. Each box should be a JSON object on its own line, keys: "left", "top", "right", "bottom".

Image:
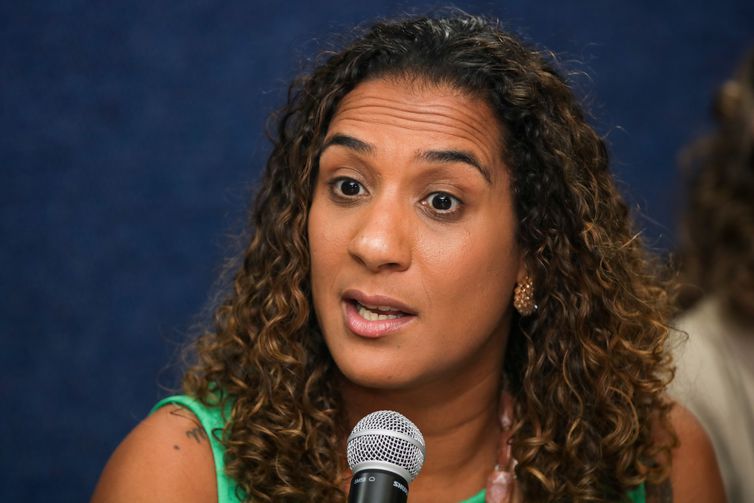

{"left": 670, "top": 48, "right": 754, "bottom": 503}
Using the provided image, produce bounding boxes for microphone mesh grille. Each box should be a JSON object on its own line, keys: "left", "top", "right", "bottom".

{"left": 346, "top": 410, "right": 425, "bottom": 482}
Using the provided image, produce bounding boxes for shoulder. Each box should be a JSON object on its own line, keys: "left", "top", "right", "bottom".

{"left": 664, "top": 401, "right": 726, "bottom": 503}
{"left": 91, "top": 403, "right": 217, "bottom": 503}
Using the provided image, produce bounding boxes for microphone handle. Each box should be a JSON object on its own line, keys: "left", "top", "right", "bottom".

{"left": 348, "top": 468, "right": 409, "bottom": 503}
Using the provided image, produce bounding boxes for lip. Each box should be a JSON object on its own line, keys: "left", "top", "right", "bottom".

{"left": 342, "top": 289, "right": 417, "bottom": 338}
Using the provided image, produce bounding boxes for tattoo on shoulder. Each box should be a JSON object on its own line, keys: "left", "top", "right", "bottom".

{"left": 185, "top": 426, "right": 208, "bottom": 444}
{"left": 167, "top": 404, "right": 200, "bottom": 426}
{"left": 166, "top": 404, "right": 207, "bottom": 444}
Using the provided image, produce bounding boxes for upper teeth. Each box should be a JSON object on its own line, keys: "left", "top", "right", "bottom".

{"left": 356, "top": 301, "right": 401, "bottom": 312}
{"left": 356, "top": 303, "right": 404, "bottom": 321}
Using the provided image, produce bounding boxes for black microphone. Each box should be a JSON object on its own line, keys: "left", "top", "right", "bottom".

{"left": 346, "top": 410, "right": 426, "bottom": 503}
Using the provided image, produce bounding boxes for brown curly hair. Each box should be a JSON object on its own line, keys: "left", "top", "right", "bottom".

{"left": 678, "top": 48, "right": 754, "bottom": 323}
{"left": 182, "top": 13, "right": 677, "bottom": 502}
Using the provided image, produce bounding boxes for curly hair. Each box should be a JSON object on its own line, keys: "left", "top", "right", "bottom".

{"left": 678, "top": 48, "right": 754, "bottom": 323}
{"left": 182, "top": 13, "right": 677, "bottom": 502}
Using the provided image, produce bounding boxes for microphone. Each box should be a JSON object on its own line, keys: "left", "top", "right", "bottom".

{"left": 346, "top": 410, "right": 426, "bottom": 503}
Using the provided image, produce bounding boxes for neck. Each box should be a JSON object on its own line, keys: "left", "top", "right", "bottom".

{"left": 340, "top": 363, "right": 503, "bottom": 501}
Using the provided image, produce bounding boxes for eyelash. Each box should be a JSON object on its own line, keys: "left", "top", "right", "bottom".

{"left": 420, "top": 192, "right": 463, "bottom": 219}
{"left": 327, "top": 176, "right": 464, "bottom": 219}
{"left": 328, "top": 177, "right": 367, "bottom": 202}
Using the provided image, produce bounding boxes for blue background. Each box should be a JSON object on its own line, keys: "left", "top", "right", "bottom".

{"left": 2, "top": 1, "right": 753, "bottom": 500}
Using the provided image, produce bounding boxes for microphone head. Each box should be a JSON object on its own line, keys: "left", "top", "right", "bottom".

{"left": 346, "top": 410, "right": 426, "bottom": 483}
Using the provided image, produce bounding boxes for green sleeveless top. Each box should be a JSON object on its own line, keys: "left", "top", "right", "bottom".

{"left": 152, "top": 395, "right": 645, "bottom": 503}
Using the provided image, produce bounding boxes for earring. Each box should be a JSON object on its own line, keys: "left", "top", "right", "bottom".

{"left": 513, "top": 275, "right": 536, "bottom": 316}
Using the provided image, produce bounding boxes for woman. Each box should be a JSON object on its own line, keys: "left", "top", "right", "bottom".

{"left": 92, "top": 13, "right": 724, "bottom": 503}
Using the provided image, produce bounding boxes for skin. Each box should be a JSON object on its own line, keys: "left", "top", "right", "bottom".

{"left": 308, "top": 77, "right": 523, "bottom": 500}
{"left": 91, "top": 78, "right": 726, "bottom": 503}
{"left": 91, "top": 404, "right": 217, "bottom": 503}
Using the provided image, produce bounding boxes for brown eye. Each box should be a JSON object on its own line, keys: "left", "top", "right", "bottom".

{"left": 419, "top": 191, "right": 464, "bottom": 220}
{"left": 431, "top": 193, "right": 454, "bottom": 210}
{"left": 335, "top": 178, "right": 363, "bottom": 196}
{"left": 424, "top": 192, "right": 461, "bottom": 213}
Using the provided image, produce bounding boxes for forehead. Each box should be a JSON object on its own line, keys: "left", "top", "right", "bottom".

{"left": 327, "top": 77, "right": 505, "bottom": 166}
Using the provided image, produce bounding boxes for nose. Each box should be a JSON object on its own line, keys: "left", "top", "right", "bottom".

{"left": 348, "top": 198, "right": 412, "bottom": 273}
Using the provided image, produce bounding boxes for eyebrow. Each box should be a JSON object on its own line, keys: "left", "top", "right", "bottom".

{"left": 417, "top": 149, "right": 491, "bottom": 184}
{"left": 320, "top": 133, "right": 492, "bottom": 184}
{"left": 321, "top": 134, "right": 375, "bottom": 154}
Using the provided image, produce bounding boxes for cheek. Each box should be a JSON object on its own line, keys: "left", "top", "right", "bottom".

{"left": 427, "top": 241, "right": 517, "bottom": 306}
{"left": 417, "top": 218, "right": 519, "bottom": 324}
{"left": 308, "top": 197, "right": 348, "bottom": 304}
{"left": 420, "top": 209, "right": 518, "bottom": 279}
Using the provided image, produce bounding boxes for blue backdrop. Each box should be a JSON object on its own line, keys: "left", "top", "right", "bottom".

{"left": 2, "top": 1, "right": 753, "bottom": 500}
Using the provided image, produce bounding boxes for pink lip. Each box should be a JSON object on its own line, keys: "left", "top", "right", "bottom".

{"left": 342, "top": 289, "right": 417, "bottom": 339}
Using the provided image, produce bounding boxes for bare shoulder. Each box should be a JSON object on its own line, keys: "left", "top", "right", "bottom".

{"left": 91, "top": 404, "right": 217, "bottom": 503}
{"left": 664, "top": 401, "right": 726, "bottom": 503}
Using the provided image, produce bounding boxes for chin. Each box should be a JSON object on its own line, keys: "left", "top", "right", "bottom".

{"left": 332, "top": 355, "right": 412, "bottom": 391}
{"left": 336, "top": 355, "right": 444, "bottom": 394}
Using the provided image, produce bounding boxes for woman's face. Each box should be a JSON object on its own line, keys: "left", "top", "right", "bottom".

{"left": 308, "top": 77, "right": 524, "bottom": 392}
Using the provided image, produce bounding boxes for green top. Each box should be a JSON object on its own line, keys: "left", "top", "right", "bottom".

{"left": 152, "top": 395, "right": 645, "bottom": 503}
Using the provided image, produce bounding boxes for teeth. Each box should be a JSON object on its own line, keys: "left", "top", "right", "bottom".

{"left": 359, "top": 303, "right": 401, "bottom": 312}
{"left": 356, "top": 303, "right": 404, "bottom": 321}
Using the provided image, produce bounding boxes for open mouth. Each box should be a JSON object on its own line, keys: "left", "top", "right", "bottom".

{"left": 341, "top": 293, "right": 416, "bottom": 338}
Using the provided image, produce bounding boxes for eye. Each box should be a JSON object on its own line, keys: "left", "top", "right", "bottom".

{"left": 329, "top": 177, "right": 366, "bottom": 198}
{"left": 421, "top": 192, "right": 463, "bottom": 215}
